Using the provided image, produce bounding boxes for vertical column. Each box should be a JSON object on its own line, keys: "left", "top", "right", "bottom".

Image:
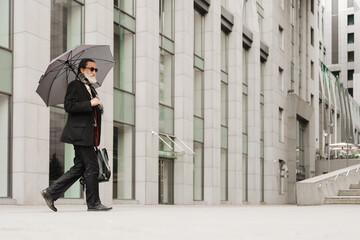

{"left": 13, "top": 0, "right": 51, "bottom": 204}
{"left": 174, "top": 0, "right": 194, "bottom": 204}
{"left": 286, "top": 94, "right": 297, "bottom": 204}
{"left": 227, "top": 0, "right": 243, "bottom": 204}
{"left": 136, "top": 0, "right": 159, "bottom": 204}
{"left": 246, "top": 1, "right": 261, "bottom": 204}
{"left": 204, "top": 1, "right": 221, "bottom": 205}
{"left": 85, "top": 0, "right": 114, "bottom": 205}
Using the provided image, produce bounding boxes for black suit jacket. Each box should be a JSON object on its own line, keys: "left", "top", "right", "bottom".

{"left": 60, "top": 80, "right": 102, "bottom": 146}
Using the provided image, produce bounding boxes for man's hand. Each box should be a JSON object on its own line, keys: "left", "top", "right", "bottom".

{"left": 90, "top": 97, "right": 101, "bottom": 106}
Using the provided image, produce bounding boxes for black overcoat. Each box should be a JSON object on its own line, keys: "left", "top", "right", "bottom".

{"left": 60, "top": 79, "right": 101, "bottom": 146}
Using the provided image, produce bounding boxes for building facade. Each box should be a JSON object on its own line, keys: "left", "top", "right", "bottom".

{"left": 324, "top": 0, "right": 358, "bottom": 98}
{"left": 322, "top": 0, "right": 360, "bottom": 160}
{"left": 1, "top": 0, "right": 360, "bottom": 206}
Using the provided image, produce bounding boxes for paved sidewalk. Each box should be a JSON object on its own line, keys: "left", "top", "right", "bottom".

{"left": 0, "top": 204, "right": 359, "bottom": 240}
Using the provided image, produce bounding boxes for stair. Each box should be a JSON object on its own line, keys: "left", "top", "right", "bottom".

{"left": 324, "top": 181, "right": 360, "bottom": 204}
{"left": 349, "top": 184, "right": 360, "bottom": 189}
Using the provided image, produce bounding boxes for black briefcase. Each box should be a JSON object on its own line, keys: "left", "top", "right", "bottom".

{"left": 80, "top": 147, "right": 111, "bottom": 187}
{"left": 96, "top": 147, "right": 111, "bottom": 182}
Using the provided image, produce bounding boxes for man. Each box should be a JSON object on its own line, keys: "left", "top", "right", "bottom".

{"left": 41, "top": 58, "right": 112, "bottom": 212}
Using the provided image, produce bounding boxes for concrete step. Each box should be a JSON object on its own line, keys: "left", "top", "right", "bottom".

{"left": 338, "top": 189, "right": 360, "bottom": 196}
{"left": 349, "top": 184, "right": 360, "bottom": 189}
{"left": 324, "top": 196, "right": 360, "bottom": 204}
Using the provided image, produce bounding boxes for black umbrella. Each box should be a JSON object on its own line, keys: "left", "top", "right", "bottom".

{"left": 36, "top": 44, "right": 115, "bottom": 106}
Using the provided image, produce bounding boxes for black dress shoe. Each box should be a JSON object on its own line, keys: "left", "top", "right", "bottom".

{"left": 40, "top": 189, "right": 57, "bottom": 212}
{"left": 87, "top": 203, "right": 112, "bottom": 211}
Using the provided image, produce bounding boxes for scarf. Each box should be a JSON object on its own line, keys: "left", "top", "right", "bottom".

{"left": 77, "top": 73, "right": 104, "bottom": 113}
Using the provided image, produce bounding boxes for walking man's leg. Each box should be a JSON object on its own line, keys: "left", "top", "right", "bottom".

{"left": 41, "top": 146, "right": 85, "bottom": 212}
{"left": 77, "top": 146, "right": 111, "bottom": 211}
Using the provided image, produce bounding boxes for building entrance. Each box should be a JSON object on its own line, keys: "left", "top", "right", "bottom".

{"left": 159, "top": 158, "right": 174, "bottom": 204}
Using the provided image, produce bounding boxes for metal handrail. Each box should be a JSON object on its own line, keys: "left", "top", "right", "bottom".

{"left": 152, "top": 131, "right": 195, "bottom": 155}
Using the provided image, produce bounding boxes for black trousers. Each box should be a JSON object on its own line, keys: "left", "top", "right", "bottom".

{"left": 47, "top": 145, "right": 100, "bottom": 206}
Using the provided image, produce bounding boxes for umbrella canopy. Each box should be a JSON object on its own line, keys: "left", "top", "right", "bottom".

{"left": 36, "top": 45, "right": 114, "bottom": 106}
{"left": 329, "top": 142, "right": 357, "bottom": 150}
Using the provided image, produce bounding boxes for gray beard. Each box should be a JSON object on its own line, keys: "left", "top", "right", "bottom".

{"left": 84, "top": 72, "right": 97, "bottom": 85}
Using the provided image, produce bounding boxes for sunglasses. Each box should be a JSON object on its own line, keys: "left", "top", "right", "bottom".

{"left": 85, "top": 67, "right": 98, "bottom": 73}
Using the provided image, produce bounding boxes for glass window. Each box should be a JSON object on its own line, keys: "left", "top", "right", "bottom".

{"left": 260, "top": 103, "right": 264, "bottom": 141}
{"left": 348, "top": 33, "right": 355, "bottom": 44}
{"left": 51, "top": 0, "right": 84, "bottom": 60}
{"left": 120, "top": 12, "right": 136, "bottom": 32}
{"left": 159, "top": 0, "right": 174, "bottom": 40}
{"left": 279, "top": 108, "right": 284, "bottom": 142}
{"left": 194, "top": 69, "right": 203, "bottom": 118}
{"left": 258, "top": 13, "right": 263, "bottom": 41}
{"left": 348, "top": 14, "right": 354, "bottom": 25}
{"left": 0, "top": 49, "right": 12, "bottom": 94}
{"left": 296, "top": 120, "right": 306, "bottom": 181}
{"left": 159, "top": 135, "right": 174, "bottom": 153}
{"left": 243, "top": 0, "right": 248, "bottom": 26}
{"left": 311, "top": 61, "right": 314, "bottom": 80}
{"left": 243, "top": 49, "right": 248, "bottom": 85}
{"left": 49, "top": 0, "right": 84, "bottom": 199}
{"left": 193, "top": 142, "right": 203, "bottom": 201}
{"left": 278, "top": 0, "right": 284, "bottom": 10}
{"left": 291, "top": 62, "right": 294, "bottom": 83}
{"left": 159, "top": 105, "right": 174, "bottom": 135}
{"left": 278, "top": 26, "right": 284, "bottom": 50}
{"left": 114, "top": 26, "right": 134, "bottom": 92}
{"left": 278, "top": 68, "right": 283, "bottom": 92}
{"left": 221, "top": 149, "right": 228, "bottom": 201}
{"left": 120, "top": 0, "right": 134, "bottom": 16}
{"left": 242, "top": 94, "right": 248, "bottom": 134}
{"left": 311, "top": 0, "right": 314, "bottom": 14}
{"left": 114, "top": 89, "right": 135, "bottom": 125}
{"left": 49, "top": 107, "right": 83, "bottom": 198}
{"left": 310, "top": 27, "right": 314, "bottom": 46}
{"left": 194, "top": 117, "right": 204, "bottom": 143}
{"left": 261, "top": 63, "right": 265, "bottom": 95}
{"left": 242, "top": 153, "right": 248, "bottom": 201}
{"left": 221, "top": 31, "right": 228, "bottom": 74}
{"left": 113, "top": 123, "right": 135, "bottom": 199}
{"left": 348, "top": 51, "right": 354, "bottom": 62}
{"left": 194, "top": 10, "right": 204, "bottom": 58}
{"left": 348, "top": 69, "right": 354, "bottom": 81}
{"left": 221, "top": 126, "right": 228, "bottom": 149}
{"left": 0, "top": 0, "right": 10, "bottom": 48}
{"left": 221, "top": 82, "right": 228, "bottom": 127}
{"left": 159, "top": 52, "right": 173, "bottom": 107}
{"left": 0, "top": 94, "right": 9, "bottom": 197}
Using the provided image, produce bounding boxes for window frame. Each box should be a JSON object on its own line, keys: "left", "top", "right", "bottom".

{"left": 49, "top": 0, "right": 85, "bottom": 199}
{"left": 348, "top": 33, "right": 355, "bottom": 44}
{"left": 348, "top": 14, "right": 354, "bottom": 25}
{"left": 112, "top": 121, "right": 136, "bottom": 200}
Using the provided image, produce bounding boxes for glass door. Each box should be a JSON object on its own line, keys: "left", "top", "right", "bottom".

{"left": 159, "top": 158, "right": 174, "bottom": 204}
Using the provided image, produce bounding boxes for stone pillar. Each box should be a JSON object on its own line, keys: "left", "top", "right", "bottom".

{"left": 246, "top": 0, "right": 261, "bottom": 204}
{"left": 174, "top": 0, "right": 194, "bottom": 205}
{"left": 12, "top": 0, "right": 51, "bottom": 204}
{"left": 203, "top": 1, "right": 221, "bottom": 205}
{"left": 135, "top": 0, "right": 159, "bottom": 204}
{"left": 84, "top": 0, "right": 114, "bottom": 205}
{"left": 227, "top": 0, "right": 244, "bottom": 204}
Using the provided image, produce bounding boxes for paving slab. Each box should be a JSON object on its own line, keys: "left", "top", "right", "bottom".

{"left": 0, "top": 204, "right": 359, "bottom": 240}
